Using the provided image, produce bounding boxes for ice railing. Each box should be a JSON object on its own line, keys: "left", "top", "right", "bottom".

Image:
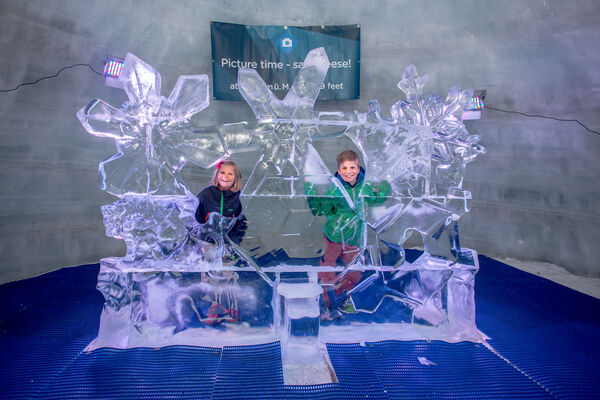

{"left": 77, "top": 48, "right": 485, "bottom": 367}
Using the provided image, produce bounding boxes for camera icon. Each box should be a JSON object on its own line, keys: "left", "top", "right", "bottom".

{"left": 279, "top": 34, "right": 295, "bottom": 54}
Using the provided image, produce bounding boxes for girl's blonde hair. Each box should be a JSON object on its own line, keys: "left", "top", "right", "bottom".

{"left": 211, "top": 160, "right": 243, "bottom": 192}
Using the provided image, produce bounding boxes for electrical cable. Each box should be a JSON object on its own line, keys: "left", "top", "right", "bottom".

{"left": 485, "top": 105, "right": 600, "bottom": 136}
{"left": 0, "top": 63, "right": 103, "bottom": 93}
{"left": 1, "top": 62, "right": 599, "bottom": 137}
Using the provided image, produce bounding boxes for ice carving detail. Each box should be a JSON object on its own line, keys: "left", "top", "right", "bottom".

{"left": 77, "top": 53, "right": 211, "bottom": 196}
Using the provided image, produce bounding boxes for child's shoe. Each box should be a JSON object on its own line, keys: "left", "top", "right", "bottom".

{"left": 205, "top": 303, "right": 227, "bottom": 324}
{"left": 320, "top": 308, "right": 342, "bottom": 322}
{"left": 222, "top": 252, "right": 238, "bottom": 265}
{"left": 223, "top": 308, "right": 239, "bottom": 323}
{"left": 340, "top": 298, "right": 358, "bottom": 314}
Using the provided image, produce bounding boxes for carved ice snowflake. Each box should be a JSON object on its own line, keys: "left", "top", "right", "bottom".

{"left": 77, "top": 53, "right": 215, "bottom": 196}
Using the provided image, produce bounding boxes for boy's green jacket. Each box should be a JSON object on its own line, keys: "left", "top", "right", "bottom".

{"left": 304, "top": 168, "right": 392, "bottom": 248}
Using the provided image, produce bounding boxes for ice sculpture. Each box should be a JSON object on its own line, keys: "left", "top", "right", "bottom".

{"left": 78, "top": 49, "right": 485, "bottom": 382}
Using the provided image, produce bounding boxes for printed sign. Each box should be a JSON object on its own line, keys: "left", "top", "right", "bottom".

{"left": 211, "top": 21, "right": 360, "bottom": 101}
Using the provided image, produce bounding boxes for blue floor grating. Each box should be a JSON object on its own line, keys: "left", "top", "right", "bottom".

{"left": 475, "top": 256, "right": 600, "bottom": 399}
{"left": 212, "top": 342, "right": 285, "bottom": 400}
{"left": 1, "top": 255, "right": 599, "bottom": 399}
{"left": 42, "top": 346, "right": 222, "bottom": 400}
{"left": 364, "top": 340, "right": 555, "bottom": 399}
{"left": 0, "top": 289, "right": 102, "bottom": 400}
{"left": 326, "top": 343, "right": 389, "bottom": 399}
{"left": 283, "top": 384, "right": 345, "bottom": 400}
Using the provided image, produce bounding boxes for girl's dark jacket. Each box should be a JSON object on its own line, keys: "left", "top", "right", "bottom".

{"left": 195, "top": 185, "right": 245, "bottom": 244}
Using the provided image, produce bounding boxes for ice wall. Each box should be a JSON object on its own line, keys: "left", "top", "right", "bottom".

{"left": 1, "top": 1, "right": 599, "bottom": 285}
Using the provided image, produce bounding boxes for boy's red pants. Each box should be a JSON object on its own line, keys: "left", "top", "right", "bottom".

{"left": 318, "top": 236, "right": 363, "bottom": 308}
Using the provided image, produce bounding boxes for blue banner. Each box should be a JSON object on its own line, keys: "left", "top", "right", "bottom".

{"left": 210, "top": 22, "right": 360, "bottom": 101}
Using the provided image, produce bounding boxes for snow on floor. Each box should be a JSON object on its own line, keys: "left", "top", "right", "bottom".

{"left": 500, "top": 257, "right": 600, "bottom": 299}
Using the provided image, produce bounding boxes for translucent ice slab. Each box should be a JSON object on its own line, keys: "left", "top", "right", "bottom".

{"left": 88, "top": 252, "right": 479, "bottom": 351}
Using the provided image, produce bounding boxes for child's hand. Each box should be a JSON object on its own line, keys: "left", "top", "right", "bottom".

{"left": 376, "top": 180, "right": 392, "bottom": 194}
{"left": 370, "top": 180, "right": 391, "bottom": 196}
{"left": 303, "top": 181, "right": 317, "bottom": 196}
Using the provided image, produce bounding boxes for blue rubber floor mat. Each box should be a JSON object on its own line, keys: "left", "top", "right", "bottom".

{"left": 42, "top": 346, "right": 222, "bottom": 400}
{"left": 283, "top": 384, "right": 345, "bottom": 400}
{"left": 326, "top": 343, "right": 389, "bottom": 399}
{"left": 364, "top": 340, "right": 555, "bottom": 400}
{"left": 211, "top": 342, "right": 285, "bottom": 400}
{"left": 475, "top": 255, "right": 600, "bottom": 400}
{"left": 1, "top": 255, "right": 599, "bottom": 399}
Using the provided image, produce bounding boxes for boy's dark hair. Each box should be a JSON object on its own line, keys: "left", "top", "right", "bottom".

{"left": 337, "top": 150, "right": 360, "bottom": 167}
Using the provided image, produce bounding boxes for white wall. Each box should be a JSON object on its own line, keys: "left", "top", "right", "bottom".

{"left": 0, "top": 0, "right": 599, "bottom": 283}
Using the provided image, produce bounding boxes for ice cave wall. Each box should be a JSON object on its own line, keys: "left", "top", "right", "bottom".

{"left": 0, "top": 0, "right": 599, "bottom": 283}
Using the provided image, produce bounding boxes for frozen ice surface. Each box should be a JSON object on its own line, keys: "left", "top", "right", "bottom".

{"left": 102, "top": 195, "right": 197, "bottom": 262}
{"left": 79, "top": 50, "right": 485, "bottom": 362}
{"left": 77, "top": 53, "right": 256, "bottom": 197}
{"left": 237, "top": 47, "right": 346, "bottom": 197}
{"left": 283, "top": 358, "right": 334, "bottom": 385}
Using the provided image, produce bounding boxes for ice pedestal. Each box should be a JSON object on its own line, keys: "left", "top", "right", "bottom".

{"left": 276, "top": 281, "right": 334, "bottom": 385}
{"left": 318, "top": 253, "right": 480, "bottom": 344}
{"left": 86, "top": 248, "right": 481, "bottom": 386}
{"left": 277, "top": 282, "right": 322, "bottom": 362}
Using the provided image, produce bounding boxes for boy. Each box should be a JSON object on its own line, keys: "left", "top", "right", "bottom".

{"left": 305, "top": 150, "right": 391, "bottom": 317}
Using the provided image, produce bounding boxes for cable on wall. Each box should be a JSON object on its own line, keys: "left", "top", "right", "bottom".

{"left": 485, "top": 105, "right": 600, "bottom": 136}
{"left": 0, "top": 63, "right": 103, "bottom": 93}
{"left": 1, "top": 63, "right": 598, "bottom": 137}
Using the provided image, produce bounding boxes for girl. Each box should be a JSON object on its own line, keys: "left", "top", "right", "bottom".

{"left": 195, "top": 160, "right": 243, "bottom": 224}
{"left": 193, "top": 160, "right": 245, "bottom": 324}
